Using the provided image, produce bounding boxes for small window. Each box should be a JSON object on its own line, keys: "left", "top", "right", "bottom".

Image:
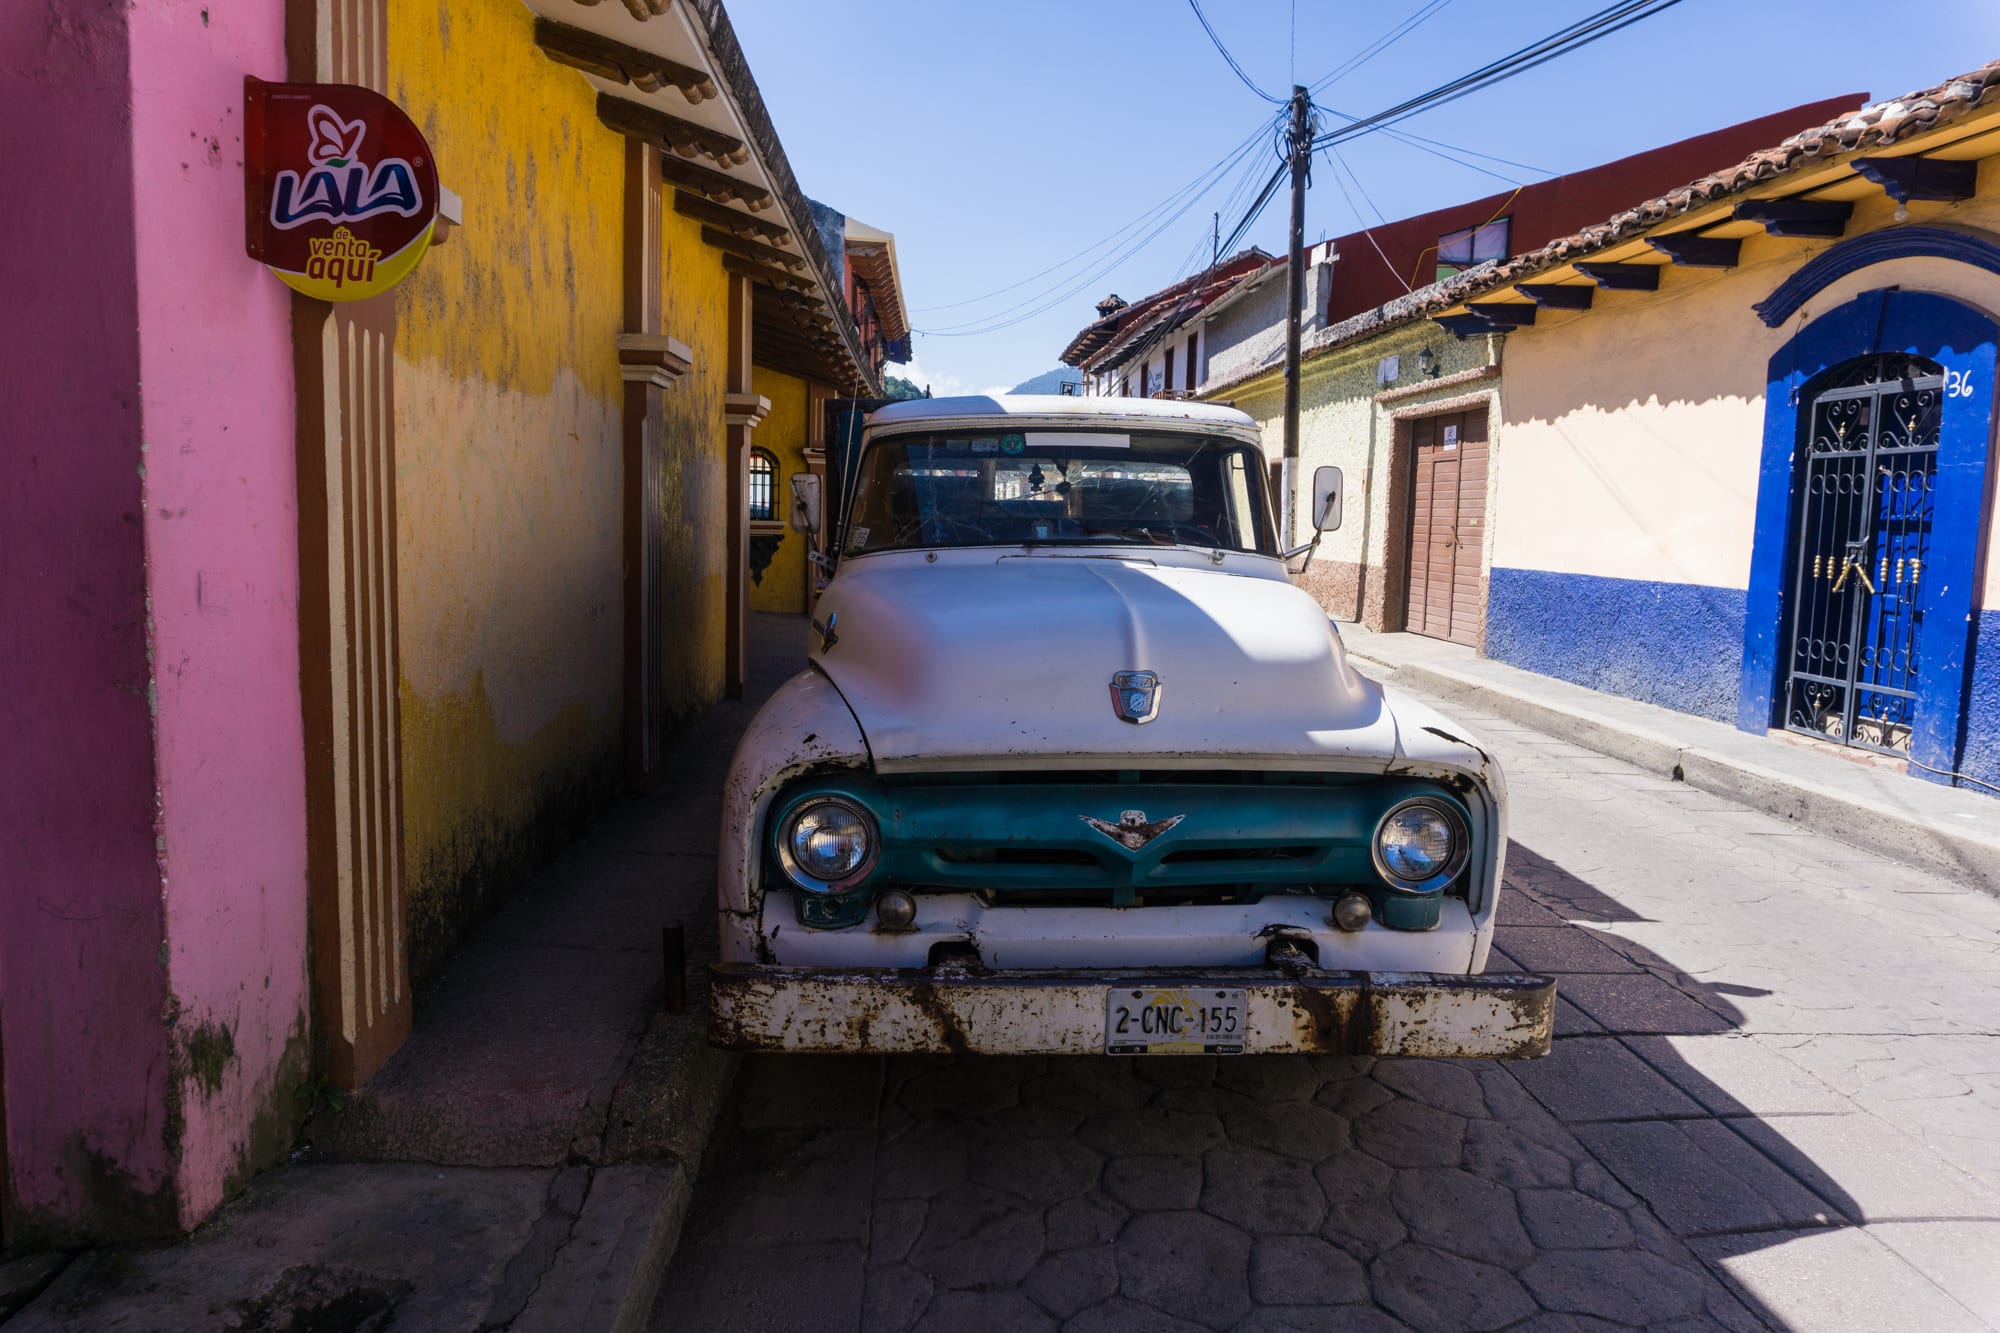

{"left": 748, "top": 448, "right": 776, "bottom": 521}
{"left": 1437, "top": 218, "right": 1511, "bottom": 280}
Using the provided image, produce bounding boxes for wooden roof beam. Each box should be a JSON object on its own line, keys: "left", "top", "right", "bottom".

{"left": 595, "top": 93, "right": 748, "bottom": 168}
{"left": 649, "top": 144, "right": 772, "bottom": 212}
{"left": 1734, "top": 198, "right": 1853, "bottom": 239}
{"left": 724, "top": 252, "right": 813, "bottom": 293}
{"left": 673, "top": 191, "right": 793, "bottom": 247}
{"left": 1433, "top": 313, "right": 1500, "bottom": 339}
{"left": 1465, "top": 302, "right": 1536, "bottom": 328}
{"left": 702, "top": 225, "right": 807, "bottom": 273}
{"left": 534, "top": 18, "right": 716, "bottom": 102}
{"left": 1516, "top": 283, "right": 1593, "bottom": 310}
{"left": 1647, "top": 232, "right": 1740, "bottom": 268}
{"left": 1852, "top": 155, "right": 1978, "bottom": 203}
{"left": 1574, "top": 262, "right": 1661, "bottom": 290}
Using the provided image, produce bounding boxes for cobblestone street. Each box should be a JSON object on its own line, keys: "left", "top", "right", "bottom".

{"left": 656, "top": 686, "right": 2000, "bottom": 1332}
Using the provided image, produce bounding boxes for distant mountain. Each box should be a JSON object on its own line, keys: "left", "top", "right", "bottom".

{"left": 1010, "top": 367, "right": 1082, "bottom": 396}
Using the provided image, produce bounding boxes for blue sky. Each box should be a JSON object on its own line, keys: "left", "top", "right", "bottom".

{"left": 727, "top": 1, "right": 2000, "bottom": 396}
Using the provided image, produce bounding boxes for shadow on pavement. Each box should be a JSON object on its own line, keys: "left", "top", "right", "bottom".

{"left": 655, "top": 836, "right": 1909, "bottom": 1331}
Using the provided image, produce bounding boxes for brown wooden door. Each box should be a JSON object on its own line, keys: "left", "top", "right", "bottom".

{"left": 1404, "top": 410, "right": 1488, "bottom": 645}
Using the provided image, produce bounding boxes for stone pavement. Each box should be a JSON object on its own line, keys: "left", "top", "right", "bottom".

{"left": 3, "top": 614, "right": 812, "bottom": 1333}
{"left": 656, "top": 684, "right": 2000, "bottom": 1332}
{"left": 1336, "top": 622, "right": 2000, "bottom": 896}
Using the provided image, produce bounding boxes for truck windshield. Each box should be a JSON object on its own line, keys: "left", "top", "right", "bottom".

{"left": 842, "top": 429, "right": 1277, "bottom": 556}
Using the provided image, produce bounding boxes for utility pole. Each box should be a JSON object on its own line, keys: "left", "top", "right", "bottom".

{"left": 1281, "top": 85, "right": 1311, "bottom": 545}
{"left": 1212, "top": 211, "right": 1220, "bottom": 268}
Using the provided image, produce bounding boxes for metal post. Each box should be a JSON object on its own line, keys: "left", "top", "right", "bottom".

{"left": 662, "top": 920, "right": 686, "bottom": 1014}
{"left": 1282, "top": 85, "right": 1311, "bottom": 544}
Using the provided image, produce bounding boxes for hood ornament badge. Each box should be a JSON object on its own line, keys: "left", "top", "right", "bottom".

{"left": 1110, "top": 670, "right": 1161, "bottom": 724}
{"left": 1083, "top": 809, "right": 1186, "bottom": 851}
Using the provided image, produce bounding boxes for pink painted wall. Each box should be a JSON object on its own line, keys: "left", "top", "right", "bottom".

{"left": 1, "top": 0, "right": 177, "bottom": 1238}
{"left": 0, "top": 0, "right": 306, "bottom": 1239}
{"left": 127, "top": 0, "right": 307, "bottom": 1228}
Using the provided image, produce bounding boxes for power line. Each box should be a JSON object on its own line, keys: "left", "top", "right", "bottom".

{"left": 1187, "top": 0, "right": 1285, "bottom": 104}
{"left": 1312, "top": 0, "right": 1689, "bottom": 153}
{"left": 909, "top": 116, "right": 1274, "bottom": 316}
{"left": 1309, "top": 0, "right": 1456, "bottom": 93}
{"left": 913, "top": 123, "right": 1280, "bottom": 337}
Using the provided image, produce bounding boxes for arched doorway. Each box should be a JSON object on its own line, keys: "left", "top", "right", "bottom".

{"left": 1742, "top": 285, "right": 1998, "bottom": 789}
{"left": 1783, "top": 353, "right": 1942, "bottom": 754}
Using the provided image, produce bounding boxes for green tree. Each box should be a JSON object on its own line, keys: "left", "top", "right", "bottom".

{"left": 882, "top": 374, "right": 926, "bottom": 401}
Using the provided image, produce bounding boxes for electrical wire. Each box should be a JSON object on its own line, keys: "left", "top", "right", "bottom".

{"left": 1312, "top": 0, "right": 1688, "bottom": 153}
{"left": 913, "top": 127, "right": 1279, "bottom": 338}
{"left": 910, "top": 122, "right": 1269, "bottom": 315}
{"left": 1309, "top": 0, "right": 1456, "bottom": 93}
{"left": 911, "top": 118, "right": 1276, "bottom": 335}
{"left": 1188, "top": 0, "right": 1285, "bottom": 103}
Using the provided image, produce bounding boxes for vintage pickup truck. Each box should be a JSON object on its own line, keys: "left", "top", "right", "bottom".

{"left": 709, "top": 395, "right": 1552, "bottom": 1059}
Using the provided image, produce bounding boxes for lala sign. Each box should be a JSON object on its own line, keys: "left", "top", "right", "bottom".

{"left": 244, "top": 77, "right": 439, "bottom": 302}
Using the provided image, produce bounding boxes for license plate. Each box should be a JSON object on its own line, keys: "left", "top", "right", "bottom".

{"left": 1105, "top": 987, "right": 1247, "bottom": 1055}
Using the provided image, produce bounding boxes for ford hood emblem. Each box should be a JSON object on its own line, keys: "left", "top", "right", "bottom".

{"left": 1083, "top": 809, "right": 1186, "bottom": 851}
{"left": 1110, "top": 670, "right": 1161, "bottom": 724}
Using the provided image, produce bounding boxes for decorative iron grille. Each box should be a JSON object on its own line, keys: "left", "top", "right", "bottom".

{"left": 1783, "top": 353, "right": 1942, "bottom": 756}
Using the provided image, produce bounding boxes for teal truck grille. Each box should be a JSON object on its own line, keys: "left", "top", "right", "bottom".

{"left": 768, "top": 774, "right": 1474, "bottom": 919}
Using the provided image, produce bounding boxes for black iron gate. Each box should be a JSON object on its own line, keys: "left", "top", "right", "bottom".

{"left": 1784, "top": 354, "right": 1942, "bottom": 755}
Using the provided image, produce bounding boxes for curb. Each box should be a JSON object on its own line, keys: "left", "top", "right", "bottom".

{"left": 1353, "top": 652, "right": 2000, "bottom": 897}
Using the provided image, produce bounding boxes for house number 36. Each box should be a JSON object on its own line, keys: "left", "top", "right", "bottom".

{"left": 1944, "top": 367, "right": 1976, "bottom": 398}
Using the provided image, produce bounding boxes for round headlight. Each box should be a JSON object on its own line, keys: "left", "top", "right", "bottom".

{"left": 1371, "top": 798, "right": 1468, "bottom": 893}
{"left": 778, "top": 797, "right": 878, "bottom": 893}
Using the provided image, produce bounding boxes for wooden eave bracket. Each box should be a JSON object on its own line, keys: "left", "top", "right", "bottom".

{"left": 702, "top": 225, "right": 806, "bottom": 272}
{"left": 535, "top": 17, "right": 717, "bottom": 102}
{"left": 596, "top": 92, "right": 749, "bottom": 168}
{"left": 1516, "top": 283, "right": 1593, "bottom": 310}
{"left": 725, "top": 392, "right": 772, "bottom": 428}
{"left": 1573, "top": 261, "right": 1661, "bottom": 290}
{"left": 1646, "top": 232, "right": 1741, "bottom": 268}
{"left": 674, "top": 191, "right": 793, "bottom": 247}
{"left": 1433, "top": 312, "right": 1500, "bottom": 339}
{"left": 1851, "top": 155, "right": 1978, "bottom": 203}
{"left": 654, "top": 147, "right": 771, "bottom": 212}
{"left": 723, "top": 252, "right": 812, "bottom": 293}
{"left": 1733, "top": 197, "right": 1853, "bottom": 239}
{"left": 617, "top": 332, "right": 694, "bottom": 389}
{"left": 1464, "top": 301, "right": 1536, "bottom": 328}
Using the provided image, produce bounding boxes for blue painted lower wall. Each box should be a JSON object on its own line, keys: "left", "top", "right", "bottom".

{"left": 1947, "top": 608, "right": 2000, "bottom": 796}
{"left": 1485, "top": 568, "right": 1747, "bottom": 723}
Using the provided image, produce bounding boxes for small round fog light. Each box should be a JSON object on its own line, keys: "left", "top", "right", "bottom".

{"left": 1332, "top": 892, "right": 1373, "bottom": 932}
{"left": 875, "top": 889, "right": 918, "bottom": 932}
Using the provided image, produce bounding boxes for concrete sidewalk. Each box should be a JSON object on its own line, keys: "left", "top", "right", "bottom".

{"left": 1339, "top": 623, "right": 2000, "bottom": 896}
{"left": 4, "top": 615, "right": 811, "bottom": 1333}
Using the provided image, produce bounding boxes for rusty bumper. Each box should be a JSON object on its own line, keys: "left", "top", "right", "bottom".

{"left": 708, "top": 963, "right": 1555, "bottom": 1059}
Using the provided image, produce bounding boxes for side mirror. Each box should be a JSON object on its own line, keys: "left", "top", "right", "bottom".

{"left": 790, "top": 473, "right": 822, "bottom": 537}
{"left": 1312, "top": 465, "right": 1343, "bottom": 532}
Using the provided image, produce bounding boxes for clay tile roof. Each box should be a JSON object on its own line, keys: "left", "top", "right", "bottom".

{"left": 1410, "top": 58, "right": 2000, "bottom": 319}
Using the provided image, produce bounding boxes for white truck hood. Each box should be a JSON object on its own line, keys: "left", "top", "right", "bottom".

{"left": 810, "top": 551, "right": 1398, "bottom": 772}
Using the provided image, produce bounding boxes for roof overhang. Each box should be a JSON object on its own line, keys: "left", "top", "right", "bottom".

{"left": 1422, "top": 64, "right": 2000, "bottom": 335}
{"left": 843, "top": 216, "right": 908, "bottom": 345}
{"left": 528, "top": 0, "right": 879, "bottom": 393}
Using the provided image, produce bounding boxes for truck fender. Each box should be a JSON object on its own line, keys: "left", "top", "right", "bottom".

{"left": 718, "top": 668, "right": 872, "bottom": 962}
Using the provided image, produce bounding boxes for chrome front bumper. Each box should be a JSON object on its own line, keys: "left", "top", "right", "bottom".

{"left": 708, "top": 963, "right": 1554, "bottom": 1058}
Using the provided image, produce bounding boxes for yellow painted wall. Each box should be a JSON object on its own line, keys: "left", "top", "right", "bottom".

{"left": 389, "top": 0, "right": 628, "bottom": 981}
{"left": 656, "top": 203, "right": 732, "bottom": 721}
{"left": 750, "top": 365, "right": 811, "bottom": 613}
{"left": 1497, "top": 178, "right": 2000, "bottom": 596}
